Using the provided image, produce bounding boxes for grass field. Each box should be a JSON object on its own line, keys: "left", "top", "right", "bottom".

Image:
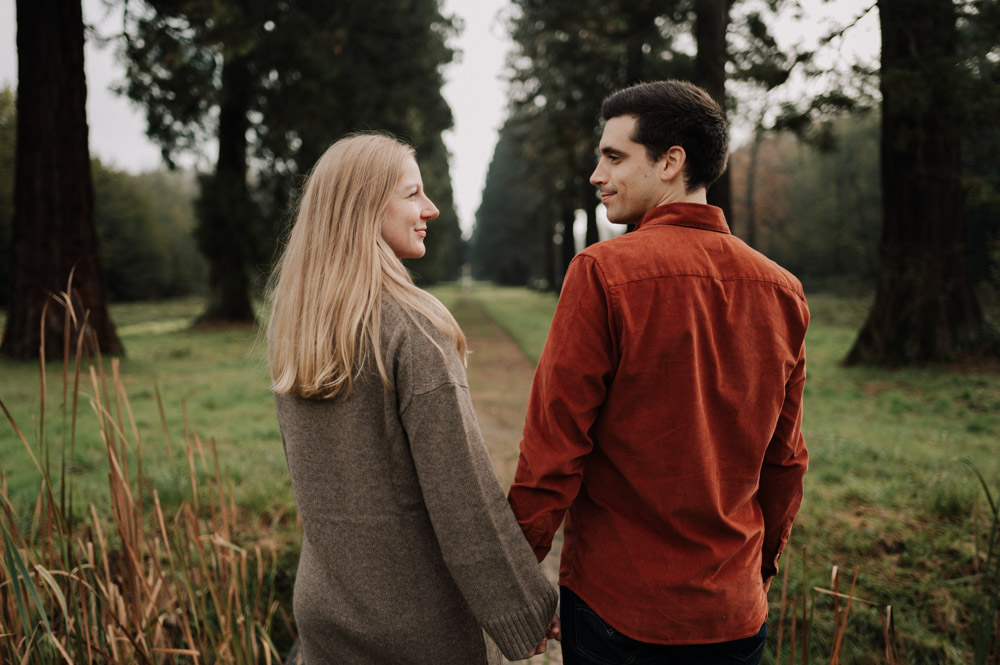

{"left": 2, "top": 285, "right": 999, "bottom": 663}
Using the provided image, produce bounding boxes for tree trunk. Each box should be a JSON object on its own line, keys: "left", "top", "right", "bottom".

{"left": 196, "top": 52, "right": 256, "bottom": 323}
{"left": 694, "top": 0, "right": 732, "bottom": 218}
{"left": 743, "top": 119, "right": 764, "bottom": 248}
{"left": 845, "top": 0, "right": 990, "bottom": 364}
{"left": 1, "top": 0, "right": 122, "bottom": 359}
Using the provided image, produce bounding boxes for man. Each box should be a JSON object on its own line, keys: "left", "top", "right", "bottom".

{"left": 507, "top": 80, "right": 809, "bottom": 664}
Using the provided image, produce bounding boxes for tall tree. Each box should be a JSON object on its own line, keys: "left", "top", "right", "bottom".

{"left": 121, "top": 0, "right": 461, "bottom": 322}
{"left": 506, "top": 0, "right": 690, "bottom": 287}
{"left": 846, "top": 0, "right": 992, "bottom": 364}
{"left": 2, "top": 0, "right": 122, "bottom": 358}
{"left": 491, "top": 0, "right": 793, "bottom": 288}
{"left": 694, "top": 0, "right": 732, "bottom": 216}
{"left": 472, "top": 119, "right": 558, "bottom": 287}
{"left": 0, "top": 87, "right": 14, "bottom": 307}
{"left": 124, "top": 0, "right": 274, "bottom": 323}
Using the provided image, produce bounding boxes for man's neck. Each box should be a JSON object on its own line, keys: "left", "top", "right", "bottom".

{"left": 653, "top": 186, "right": 708, "bottom": 208}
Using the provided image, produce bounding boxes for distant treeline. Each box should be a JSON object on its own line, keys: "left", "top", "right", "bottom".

{"left": 473, "top": 112, "right": 1000, "bottom": 293}
{"left": 0, "top": 87, "right": 204, "bottom": 305}
{"left": 730, "top": 112, "right": 999, "bottom": 291}
{"left": 92, "top": 163, "right": 207, "bottom": 302}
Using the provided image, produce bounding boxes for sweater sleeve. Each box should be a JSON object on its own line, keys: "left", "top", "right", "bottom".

{"left": 397, "top": 328, "right": 558, "bottom": 661}
{"left": 758, "top": 337, "right": 809, "bottom": 586}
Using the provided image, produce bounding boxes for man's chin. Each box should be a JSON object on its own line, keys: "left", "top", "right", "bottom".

{"left": 607, "top": 210, "right": 640, "bottom": 226}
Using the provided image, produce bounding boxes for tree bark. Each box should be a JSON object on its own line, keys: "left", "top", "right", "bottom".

{"left": 694, "top": 0, "right": 732, "bottom": 219}
{"left": 845, "top": 0, "right": 990, "bottom": 364}
{"left": 196, "top": 51, "right": 256, "bottom": 323}
{"left": 742, "top": 110, "right": 767, "bottom": 248}
{"left": 1, "top": 0, "right": 122, "bottom": 358}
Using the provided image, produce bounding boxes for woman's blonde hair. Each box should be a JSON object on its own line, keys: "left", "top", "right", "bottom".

{"left": 266, "top": 132, "right": 467, "bottom": 399}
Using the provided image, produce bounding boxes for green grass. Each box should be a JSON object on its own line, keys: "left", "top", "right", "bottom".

{"left": 1, "top": 297, "right": 286, "bottom": 522}
{"left": 451, "top": 282, "right": 560, "bottom": 364}
{"left": 3, "top": 286, "right": 1000, "bottom": 663}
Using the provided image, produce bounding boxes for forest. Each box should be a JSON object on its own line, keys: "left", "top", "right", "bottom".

{"left": 2, "top": 0, "right": 999, "bottom": 365}
{"left": 2, "top": 0, "right": 1000, "bottom": 663}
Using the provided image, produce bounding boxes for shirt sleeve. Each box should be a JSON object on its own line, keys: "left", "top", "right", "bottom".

{"left": 398, "top": 332, "right": 558, "bottom": 661}
{"left": 507, "top": 254, "right": 617, "bottom": 560}
{"left": 757, "top": 337, "right": 809, "bottom": 587}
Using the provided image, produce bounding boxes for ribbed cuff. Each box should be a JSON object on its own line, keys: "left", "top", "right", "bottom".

{"left": 481, "top": 585, "right": 559, "bottom": 660}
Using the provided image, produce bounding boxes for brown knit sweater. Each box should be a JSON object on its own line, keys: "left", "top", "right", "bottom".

{"left": 275, "top": 297, "right": 557, "bottom": 664}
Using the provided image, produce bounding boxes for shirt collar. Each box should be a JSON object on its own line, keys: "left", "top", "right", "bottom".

{"left": 636, "top": 202, "right": 731, "bottom": 234}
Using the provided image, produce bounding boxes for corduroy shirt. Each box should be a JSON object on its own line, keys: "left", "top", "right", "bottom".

{"left": 508, "top": 202, "right": 809, "bottom": 645}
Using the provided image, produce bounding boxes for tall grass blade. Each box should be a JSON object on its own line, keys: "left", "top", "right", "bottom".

{"left": 776, "top": 548, "right": 791, "bottom": 665}
{"left": 152, "top": 373, "right": 174, "bottom": 460}
{"left": 33, "top": 565, "right": 70, "bottom": 634}
{"left": 828, "top": 568, "right": 859, "bottom": 665}
{"left": 1, "top": 525, "right": 52, "bottom": 636}
{"left": 882, "top": 605, "right": 896, "bottom": 665}
{"left": 955, "top": 457, "right": 997, "bottom": 514}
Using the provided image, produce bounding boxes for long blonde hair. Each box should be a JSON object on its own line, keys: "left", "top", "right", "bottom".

{"left": 266, "top": 133, "right": 467, "bottom": 399}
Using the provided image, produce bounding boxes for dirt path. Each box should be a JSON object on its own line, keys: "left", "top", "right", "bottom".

{"left": 450, "top": 294, "right": 565, "bottom": 664}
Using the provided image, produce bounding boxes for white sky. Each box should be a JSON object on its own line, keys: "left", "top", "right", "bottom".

{"left": 0, "top": 0, "right": 879, "bottom": 237}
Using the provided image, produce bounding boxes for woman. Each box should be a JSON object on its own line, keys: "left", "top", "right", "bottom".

{"left": 266, "top": 133, "right": 557, "bottom": 664}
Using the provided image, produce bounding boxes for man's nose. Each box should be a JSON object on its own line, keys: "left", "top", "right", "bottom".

{"left": 590, "top": 164, "right": 605, "bottom": 186}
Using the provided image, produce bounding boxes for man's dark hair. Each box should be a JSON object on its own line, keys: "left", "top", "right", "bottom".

{"left": 601, "top": 80, "right": 729, "bottom": 192}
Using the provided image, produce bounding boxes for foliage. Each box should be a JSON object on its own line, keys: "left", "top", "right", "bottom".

{"left": 118, "top": 0, "right": 464, "bottom": 313}
{"left": 729, "top": 113, "right": 882, "bottom": 287}
{"left": 1, "top": 89, "right": 203, "bottom": 307}
{"left": 474, "top": 0, "right": 798, "bottom": 288}
{"left": 93, "top": 161, "right": 206, "bottom": 301}
{"left": 470, "top": 121, "right": 553, "bottom": 288}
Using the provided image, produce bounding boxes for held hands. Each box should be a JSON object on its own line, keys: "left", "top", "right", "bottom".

{"left": 525, "top": 615, "right": 562, "bottom": 658}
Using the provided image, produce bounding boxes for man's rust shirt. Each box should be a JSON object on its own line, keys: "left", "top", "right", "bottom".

{"left": 508, "top": 202, "right": 809, "bottom": 644}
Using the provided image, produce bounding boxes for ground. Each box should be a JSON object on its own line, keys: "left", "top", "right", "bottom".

{"left": 454, "top": 294, "right": 566, "bottom": 664}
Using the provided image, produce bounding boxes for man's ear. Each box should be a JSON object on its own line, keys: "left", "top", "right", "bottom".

{"left": 660, "top": 146, "right": 686, "bottom": 183}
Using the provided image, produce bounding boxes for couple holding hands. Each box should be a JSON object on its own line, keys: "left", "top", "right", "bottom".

{"left": 266, "top": 80, "right": 809, "bottom": 664}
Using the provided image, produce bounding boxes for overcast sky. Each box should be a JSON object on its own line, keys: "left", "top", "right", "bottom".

{"left": 0, "top": 0, "right": 878, "bottom": 237}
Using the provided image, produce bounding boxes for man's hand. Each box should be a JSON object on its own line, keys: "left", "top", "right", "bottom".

{"left": 545, "top": 614, "right": 562, "bottom": 641}
{"left": 524, "top": 615, "right": 561, "bottom": 658}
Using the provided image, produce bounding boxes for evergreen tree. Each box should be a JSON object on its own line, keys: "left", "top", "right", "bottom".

{"left": 845, "top": 0, "right": 998, "bottom": 364}
{"left": 0, "top": 87, "right": 14, "bottom": 308}
{"left": 472, "top": 120, "right": 554, "bottom": 287}
{"left": 490, "top": 0, "right": 792, "bottom": 287}
{"left": 2, "top": 0, "right": 122, "bottom": 358}
{"left": 120, "top": 0, "right": 461, "bottom": 323}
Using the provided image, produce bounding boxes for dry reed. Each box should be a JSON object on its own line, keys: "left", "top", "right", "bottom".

{"left": 0, "top": 288, "right": 291, "bottom": 664}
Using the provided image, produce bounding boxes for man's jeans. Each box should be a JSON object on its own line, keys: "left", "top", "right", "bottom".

{"left": 560, "top": 586, "right": 768, "bottom": 665}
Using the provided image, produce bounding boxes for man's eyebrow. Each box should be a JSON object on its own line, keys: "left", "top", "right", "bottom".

{"left": 600, "top": 146, "right": 624, "bottom": 156}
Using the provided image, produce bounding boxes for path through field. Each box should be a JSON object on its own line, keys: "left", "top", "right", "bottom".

{"left": 450, "top": 294, "right": 565, "bottom": 664}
